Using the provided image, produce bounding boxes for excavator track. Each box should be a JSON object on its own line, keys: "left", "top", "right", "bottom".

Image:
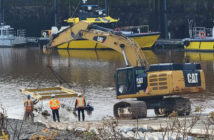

{"left": 113, "top": 101, "right": 147, "bottom": 119}
{"left": 154, "top": 97, "right": 191, "bottom": 116}
{"left": 154, "top": 108, "right": 166, "bottom": 116}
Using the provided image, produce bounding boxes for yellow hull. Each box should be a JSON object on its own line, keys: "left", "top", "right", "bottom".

{"left": 184, "top": 39, "right": 214, "bottom": 51}
{"left": 131, "top": 34, "right": 160, "bottom": 48}
{"left": 57, "top": 33, "right": 160, "bottom": 49}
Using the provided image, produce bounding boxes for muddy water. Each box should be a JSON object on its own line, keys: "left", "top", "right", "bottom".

{"left": 0, "top": 48, "right": 214, "bottom": 122}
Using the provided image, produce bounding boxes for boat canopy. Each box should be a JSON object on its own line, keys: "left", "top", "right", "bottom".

{"left": 64, "top": 16, "right": 119, "bottom": 24}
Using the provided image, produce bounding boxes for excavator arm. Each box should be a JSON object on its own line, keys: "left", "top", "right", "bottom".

{"left": 45, "top": 21, "right": 148, "bottom": 67}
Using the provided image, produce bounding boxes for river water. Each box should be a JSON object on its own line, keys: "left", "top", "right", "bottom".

{"left": 0, "top": 47, "right": 214, "bottom": 122}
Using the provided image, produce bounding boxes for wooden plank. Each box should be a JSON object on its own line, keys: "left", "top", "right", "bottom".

{"left": 40, "top": 94, "right": 77, "bottom": 100}
{"left": 59, "top": 86, "right": 78, "bottom": 95}
{"left": 25, "top": 87, "right": 61, "bottom": 92}
{"left": 37, "top": 91, "right": 67, "bottom": 95}
{"left": 20, "top": 90, "right": 43, "bottom": 100}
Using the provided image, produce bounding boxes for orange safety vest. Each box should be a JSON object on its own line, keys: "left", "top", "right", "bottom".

{"left": 49, "top": 99, "right": 60, "bottom": 110}
{"left": 76, "top": 97, "right": 85, "bottom": 108}
{"left": 24, "top": 99, "right": 33, "bottom": 112}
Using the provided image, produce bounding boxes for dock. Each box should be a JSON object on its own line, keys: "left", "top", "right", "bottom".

{"left": 154, "top": 39, "right": 184, "bottom": 48}
{"left": 23, "top": 37, "right": 49, "bottom": 47}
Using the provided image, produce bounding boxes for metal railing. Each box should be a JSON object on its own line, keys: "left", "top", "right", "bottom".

{"left": 192, "top": 27, "right": 212, "bottom": 39}
{"left": 16, "top": 29, "right": 26, "bottom": 37}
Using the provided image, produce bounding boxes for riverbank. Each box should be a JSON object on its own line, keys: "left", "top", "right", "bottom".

{"left": 5, "top": 119, "right": 84, "bottom": 140}
{"left": 4, "top": 113, "right": 214, "bottom": 139}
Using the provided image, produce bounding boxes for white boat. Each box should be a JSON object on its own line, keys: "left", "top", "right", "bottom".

{"left": 0, "top": 24, "right": 27, "bottom": 47}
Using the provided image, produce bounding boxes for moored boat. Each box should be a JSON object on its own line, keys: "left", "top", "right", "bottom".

{"left": 42, "top": 0, "right": 160, "bottom": 49}
{"left": 0, "top": 24, "right": 27, "bottom": 47}
{"left": 183, "top": 22, "right": 214, "bottom": 51}
{"left": 56, "top": 26, "right": 160, "bottom": 49}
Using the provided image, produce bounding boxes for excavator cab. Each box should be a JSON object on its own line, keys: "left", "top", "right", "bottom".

{"left": 115, "top": 66, "right": 147, "bottom": 96}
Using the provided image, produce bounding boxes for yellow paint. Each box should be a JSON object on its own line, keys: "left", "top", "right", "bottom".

{"left": 64, "top": 16, "right": 118, "bottom": 24}
{"left": 132, "top": 34, "right": 160, "bottom": 48}
{"left": 57, "top": 34, "right": 160, "bottom": 49}
{"left": 184, "top": 41, "right": 214, "bottom": 50}
{"left": 117, "top": 70, "right": 206, "bottom": 99}
{"left": 57, "top": 40, "right": 101, "bottom": 49}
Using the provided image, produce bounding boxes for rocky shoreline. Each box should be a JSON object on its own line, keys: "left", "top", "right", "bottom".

{"left": 3, "top": 113, "right": 214, "bottom": 140}
{"left": 5, "top": 119, "right": 84, "bottom": 140}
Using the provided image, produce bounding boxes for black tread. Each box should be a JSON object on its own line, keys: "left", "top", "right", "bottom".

{"left": 113, "top": 101, "right": 147, "bottom": 119}
{"left": 164, "top": 97, "right": 191, "bottom": 116}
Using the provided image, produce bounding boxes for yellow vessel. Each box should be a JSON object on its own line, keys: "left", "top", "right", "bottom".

{"left": 57, "top": 15, "right": 160, "bottom": 49}
{"left": 57, "top": 32, "right": 160, "bottom": 49}
{"left": 184, "top": 39, "right": 214, "bottom": 51}
{"left": 183, "top": 23, "right": 214, "bottom": 51}
{"left": 42, "top": 1, "right": 160, "bottom": 50}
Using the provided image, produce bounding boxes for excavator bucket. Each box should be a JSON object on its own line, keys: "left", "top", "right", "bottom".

{"left": 20, "top": 86, "right": 78, "bottom": 100}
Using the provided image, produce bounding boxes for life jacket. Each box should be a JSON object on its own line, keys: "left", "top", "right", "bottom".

{"left": 49, "top": 99, "right": 60, "bottom": 110}
{"left": 76, "top": 97, "right": 85, "bottom": 108}
{"left": 24, "top": 99, "right": 33, "bottom": 112}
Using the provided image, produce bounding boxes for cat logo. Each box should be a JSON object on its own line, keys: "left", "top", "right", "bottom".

{"left": 93, "top": 36, "right": 106, "bottom": 43}
{"left": 187, "top": 73, "right": 198, "bottom": 83}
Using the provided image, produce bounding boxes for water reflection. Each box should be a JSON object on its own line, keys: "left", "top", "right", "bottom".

{"left": 57, "top": 49, "right": 158, "bottom": 64}
{"left": 185, "top": 52, "right": 214, "bottom": 62}
{"left": 54, "top": 50, "right": 158, "bottom": 87}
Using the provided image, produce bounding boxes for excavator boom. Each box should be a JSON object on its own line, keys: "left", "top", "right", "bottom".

{"left": 46, "top": 21, "right": 148, "bottom": 67}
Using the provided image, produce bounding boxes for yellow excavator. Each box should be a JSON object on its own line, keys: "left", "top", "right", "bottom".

{"left": 43, "top": 21, "right": 206, "bottom": 119}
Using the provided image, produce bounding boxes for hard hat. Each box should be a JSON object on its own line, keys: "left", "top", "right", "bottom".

{"left": 27, "top": 94, "right": 31, "bottom": 98}
{"left": 51, "top": 94, "right": 55, "bottom": 97}
{"left": 77, "top": 93, "right": 82, "bottom": 96}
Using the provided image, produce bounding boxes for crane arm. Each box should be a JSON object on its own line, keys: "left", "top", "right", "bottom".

{"left": 46, "top": 21, "right": 148, "bottom": 67}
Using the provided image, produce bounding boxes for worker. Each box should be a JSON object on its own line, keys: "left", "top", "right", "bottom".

{"left": 24, "top": 94, "right": 34, "bottom": 122}
{"left": 49, "top": 94, "right": 60, "bottom": 122}
{"left": 75, "top": 93, "right": 86, "bottom": 121}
